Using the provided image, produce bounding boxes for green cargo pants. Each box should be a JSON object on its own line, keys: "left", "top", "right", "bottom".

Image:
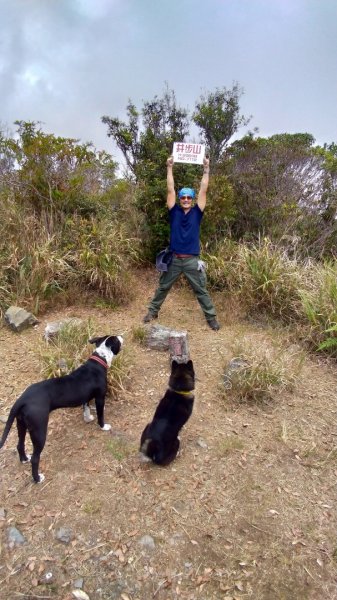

{"left": 147, "top": 256, "right": 217, "bottom": 322}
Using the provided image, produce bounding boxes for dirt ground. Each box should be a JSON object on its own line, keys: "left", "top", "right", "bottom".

{"left": 0, "top": 270, "right": 337, "bottom": 600}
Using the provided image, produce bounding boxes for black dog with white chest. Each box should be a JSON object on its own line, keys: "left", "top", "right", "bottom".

{"left": 0, "top": 335, "right": 123, "bottom": 483}
{"left": 140, "top": 359, "right": 195, "bottom": 465}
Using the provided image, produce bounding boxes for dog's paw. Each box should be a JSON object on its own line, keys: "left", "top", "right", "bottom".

{"left": 21, "top": 454, "right": 31, "bottom": 463}
{"left": 101, "top": 424, "right": 111, "bottom": 431}
{"left": 83, "top": 414, "right": 95, "bottom": 423}
{"left": 139, "top": 452, "right": 152, "bottom": 463}
{"left": 36, "top": 473, "right": 45, "bottom": 483}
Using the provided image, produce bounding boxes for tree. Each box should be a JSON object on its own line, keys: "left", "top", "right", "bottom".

{"left": 225, "top": 132, "right": 337, "bottom": 256}
{"left": 4, "top": 121, "right": 117, "bottom": 218}
{"left": 192, "top": 83, "right": 250, "bottom": 165}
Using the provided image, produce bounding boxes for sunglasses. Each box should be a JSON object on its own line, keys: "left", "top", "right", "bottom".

{"left": 180, "top": 195, "right": 192, "bottom": 200}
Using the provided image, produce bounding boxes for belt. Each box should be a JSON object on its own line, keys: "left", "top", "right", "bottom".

{"left": 173, "top": 253, "right": 195, "bottom": 258}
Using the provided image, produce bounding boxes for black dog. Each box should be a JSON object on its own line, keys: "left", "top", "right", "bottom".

{"left": 140, "top": 359, "right": 195, "bottom": 465}
{"left": 0, "top": 335, "right": 123, "bottom": 483}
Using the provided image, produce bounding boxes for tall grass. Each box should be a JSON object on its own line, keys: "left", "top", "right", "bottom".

{"left": 223, "top": 337, "right": 303, "bottom": 403}
{"left": 299, "top": 262, "right": 337, "bottom": 356}
{"left": 205, "top": 238, "right": 337, "bottom": 357}
{"left": 0, "top": 196, "right": 142, "bottom": 315}
{"left": 205, "top": 238, "right": 303, "bottom": 321}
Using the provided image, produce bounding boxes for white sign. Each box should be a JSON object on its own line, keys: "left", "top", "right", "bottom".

{"left": 172, "top": 142, "right": 205, "bottom": 165}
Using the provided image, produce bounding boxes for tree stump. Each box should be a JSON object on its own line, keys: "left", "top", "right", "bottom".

{"left": 169, "top": 330, "right": 189, "bottom": 363}
{"left": 146, "top": 324, "right": 190, "bottom": 363}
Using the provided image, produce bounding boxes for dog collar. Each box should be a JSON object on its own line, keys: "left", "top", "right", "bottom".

{"left": 90, "top": 355, "right": 108, "bottom": 369}
{"left": 169, "top": 387, "right": 194, "bottom": 397}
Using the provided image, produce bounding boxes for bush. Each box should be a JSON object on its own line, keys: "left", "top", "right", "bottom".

{"left": 223, "top": 337, "right": 303, "bottom": 403}
{"left": 299, "top": 261, "right": 337, "bottom": 356}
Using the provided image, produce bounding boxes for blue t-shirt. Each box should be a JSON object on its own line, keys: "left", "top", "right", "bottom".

{"left": 169, "top": 204, "right": 203, "bottom": 255}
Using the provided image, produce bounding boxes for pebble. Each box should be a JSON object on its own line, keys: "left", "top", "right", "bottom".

{"left": 138, "top": 534, "right": 155, "bottom": 550}
{"left": 7, "top": 526, "right": 26, "bottom": 549}
{"left": 55, "top": 526, "right": 74, "bottom": 543}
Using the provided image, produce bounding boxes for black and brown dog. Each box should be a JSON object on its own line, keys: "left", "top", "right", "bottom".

{"left": 140, "top": 359, "right": 195, "bottom": 465}
{"left": 0, "top": 335, "right": 123, "bottom": 483}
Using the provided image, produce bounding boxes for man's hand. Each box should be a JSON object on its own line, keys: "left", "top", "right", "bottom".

{"left": 203, "top": 157, "right": 210, "bottom": 173}
{"left": 167, "top": 155, "right": 174, "bottom": 168}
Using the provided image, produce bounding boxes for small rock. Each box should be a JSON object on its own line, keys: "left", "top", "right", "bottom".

{"left": 4, "top": 306, "right": 38, "bottom": 333}
{"left": 0, "top": 507, "right": 5, "bottom": 520}
{"left": 55, "top": 526, "right": 74, "bottom": 544}
{"left": 196, "top": 438, "right": 208, "bottom": 449}
{"left": 44, "top": 318, "right": 83, "bottom": 341}
{"left": 72, "top": 591, "right": 90, "bottom": 600}
{"left": 0, "top": 414, "right": 8, "bottom": 424}
{"left": 74, "top": 578, "right": 84, "bottom": 589}
{"left": 7, "top": 526, "right": 26, "bottom": 549}
{"left": 138, "top": 535, "right": 155, "bottom": 550}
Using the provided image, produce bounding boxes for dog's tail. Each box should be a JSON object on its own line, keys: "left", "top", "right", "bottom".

{"left": 0, "top": 403, "right": 20, "bottom": 449}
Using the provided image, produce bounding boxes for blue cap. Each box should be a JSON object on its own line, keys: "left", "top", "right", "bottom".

{"left": 178, "top": 187, "right": 195, "bottom": 199}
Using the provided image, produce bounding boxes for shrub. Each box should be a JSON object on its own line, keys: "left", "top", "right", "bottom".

{"left": 299, "top": 261, "right": 337, "bottom": 356}
{"left": 222, "top": 337, "right": 303, "bottom": 403}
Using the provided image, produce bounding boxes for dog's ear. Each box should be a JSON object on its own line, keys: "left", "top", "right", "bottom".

{"left": 89, "top": 336, "right": 106, "bottom": 346}
{"left": 186, "top": 359, "right": 194, "bottom": 370}
{"left": 171, "top": 360, "right": 179, "bottom": 370}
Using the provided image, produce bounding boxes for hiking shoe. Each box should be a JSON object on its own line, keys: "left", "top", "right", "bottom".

{"left": 207, "top": 318, "right": 220, "bottom": 331}
{"left": 143, "top": 312, "right": 158, "bottom": 323}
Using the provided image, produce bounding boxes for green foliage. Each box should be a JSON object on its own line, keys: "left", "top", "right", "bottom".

{"left": 205, "top": 238, "right": 303, "bottom": 321}
{"left": 201, "top": 174, "right": 236, "bottom": 248}
{"left": 224, "top": 132, "right": 337, "bottom": 256}
{"left": 102, "top": 85, "right": 249, "bottom": 256}
{"left": 192, "top": 83, "right": 250, "bottom": 164}
{"left": 299, "top": 262, "right": 337, "bottom": 356}
{"left": 4, "top": 121, "right": 117, "bottom": 218}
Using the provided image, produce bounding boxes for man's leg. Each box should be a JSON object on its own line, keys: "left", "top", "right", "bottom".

{"left": 182, "top": 257, "right": 219, "bottom": 327}
{"left": 144, "top": 258, "right": 182, "bottom": 319}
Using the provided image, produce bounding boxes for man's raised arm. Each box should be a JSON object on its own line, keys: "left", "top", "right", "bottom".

{"left": 167, "top": 155, "right": 176, "bottom": 209}
{"left": 197, "top": 157, "right": 210, "bottom": 212}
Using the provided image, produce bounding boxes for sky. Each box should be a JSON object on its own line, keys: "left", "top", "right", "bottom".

{"left": 1, "top": 0, "right": 337, "bottom": 168}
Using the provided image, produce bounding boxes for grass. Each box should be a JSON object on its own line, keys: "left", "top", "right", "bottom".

{"left": 217, "top": 435, "right": 244, "bottom": 456}
{"left": 38, "top": 319, "right": 131, "bottom": 398}
{"left": 222, "top": 336, "right": 303, "bottom": 403}
{"left": 131, "top": 325, "right": 147, "bottom": 345}
{"left": 106, "top": 437, "right": 135, "bottom": 461}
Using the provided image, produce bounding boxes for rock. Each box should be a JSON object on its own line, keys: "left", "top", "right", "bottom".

{"left": 7, "top": 526, "right": 26, "bottom": 549}
{"left": 0, "top": 507, "right": 5, "bottom": 519}
{"left": 72, "top": 591, "right": 90, "bottom": 600}
{"left": 146, "top": 324, "right": 171, "bottom": 351}
{"left": 138, "top": 534, "right": 155, "bottom": 550}
{"left": 55, "top": 526, "right": 74, "bottom": 544}
{"left": 4, "top": 306, "right": 38, "bottom": 332}
{"left": 0, "top": 414, "right": 7, "bottom": 424}
{"left": 44, "top": 318, "right": 83, "bottom": 341}
{"left": 74, "top": 578, "right": 84, "bottom": 589}
{"left": 146, "top": 325, "right": 190, "bottom": 363}
{"left": 196, "top": 438, "right": 208, "bottom": 449}
{"left": 223, "top": 358, "right": 250, "bottom": 389}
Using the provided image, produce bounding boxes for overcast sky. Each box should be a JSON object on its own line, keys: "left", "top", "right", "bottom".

{"left": 1, "top": 0, "right": 336, "bottom": 166}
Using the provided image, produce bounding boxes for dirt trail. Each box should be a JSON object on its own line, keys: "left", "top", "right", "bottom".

{"left": 1, "top": 270, "right": 336, "bottom": 600}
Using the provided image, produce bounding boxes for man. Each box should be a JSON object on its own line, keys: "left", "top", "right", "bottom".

{"left": 143, "top": 155, "right": 220, "bottom": 330}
